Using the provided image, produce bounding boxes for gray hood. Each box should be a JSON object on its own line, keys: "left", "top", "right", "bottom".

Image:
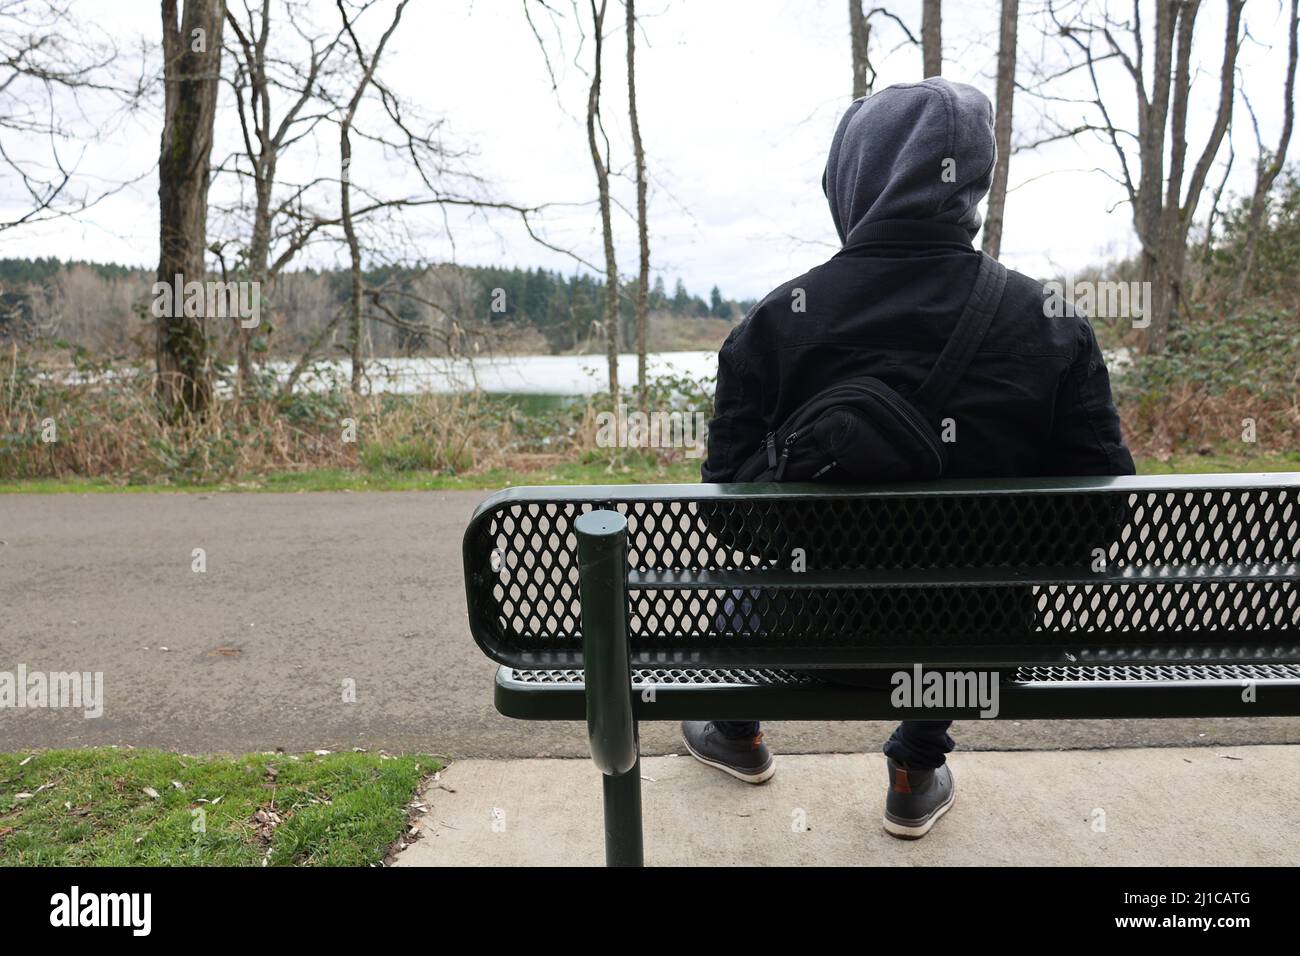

{"left": 823, "top": 78, "right": 995, "bottom": 246}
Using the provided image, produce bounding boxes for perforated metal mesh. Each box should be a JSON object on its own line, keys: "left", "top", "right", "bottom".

{"left": 464, "top": 480, "right": 1300, "bottom": 668}
{"left": 505, "top": 662, "right": 1300, "bottom": 687}
{"left": 507, "top": 667, "right": 817, "bottom": 686}
{"left": 1012, "top": 662, "right": 1300, "bottom": 682}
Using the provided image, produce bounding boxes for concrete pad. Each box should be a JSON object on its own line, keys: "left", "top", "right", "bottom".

{"left": 396, "top": 745, "right": 1300, "bottom": 866}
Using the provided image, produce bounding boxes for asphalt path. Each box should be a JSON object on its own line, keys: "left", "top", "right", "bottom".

{"left": 2, "top": 491, "right": 1296, "bottom": 756}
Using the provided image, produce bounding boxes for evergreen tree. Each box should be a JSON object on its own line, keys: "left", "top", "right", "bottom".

{"left": 650, "top": 275, "right": 666, "bottom": 311}
{"left": 671, "top": 277, "right": 690, "bottom": 315}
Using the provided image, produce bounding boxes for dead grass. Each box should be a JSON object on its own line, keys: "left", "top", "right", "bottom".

{"left": 0, "top": 347, "right": 537, "bottom": 483}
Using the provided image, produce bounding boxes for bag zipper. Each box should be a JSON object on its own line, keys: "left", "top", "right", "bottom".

{"left": 774, "top": 430, "right": 798, "bottom": 480}
{"left": 856, "top": 383, "right": 945, "bottom": 471}
{"left": 751, "top": 377, "right": 945, "bottom": 481}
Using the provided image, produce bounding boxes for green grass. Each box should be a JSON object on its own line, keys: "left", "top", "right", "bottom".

{"left": 1, "top": 450, "right": 1296, "bottom": 495}
{"left": 1133, "top": 450, "right": 1300, "bottom": 475}
{"left": 0, "top": 748, "right": 438, "bottom": 866}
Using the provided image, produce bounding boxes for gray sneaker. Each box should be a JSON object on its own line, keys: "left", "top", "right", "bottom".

{"left": 681, "top": 721, "right": 776, "bottom": 784}
{"left": 883, "top": 758, "right": 955, "bottom": 839}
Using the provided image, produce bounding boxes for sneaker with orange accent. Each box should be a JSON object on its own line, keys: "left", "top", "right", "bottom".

{"left": 883, "top": 757, "right": 955, "bottom": 839}
{"left": 681, "top": 720, "right": 776, "bottom": 784}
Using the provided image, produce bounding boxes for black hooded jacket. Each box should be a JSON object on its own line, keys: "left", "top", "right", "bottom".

{"left": 702, "top": 79, "right": 1135, "bottom": 483}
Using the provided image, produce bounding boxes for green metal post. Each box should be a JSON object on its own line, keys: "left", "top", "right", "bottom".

{"left": 575, "top": 509, "right": 643, "bottom": 867}
{"left": 602, "top": 748, "right": 643, "bottom": 867}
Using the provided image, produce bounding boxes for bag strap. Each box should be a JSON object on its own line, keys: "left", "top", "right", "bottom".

{"left": 912, "top": 253, "right": 1008, "bottom": 418}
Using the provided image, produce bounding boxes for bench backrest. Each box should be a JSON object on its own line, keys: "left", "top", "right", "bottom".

{"left": 462, "top": 474, "right": 1300, "bottom": 671}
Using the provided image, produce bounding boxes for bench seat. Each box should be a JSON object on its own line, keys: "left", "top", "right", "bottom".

{"left": 495, "top": 662, "right": 1300, "bottom": 721}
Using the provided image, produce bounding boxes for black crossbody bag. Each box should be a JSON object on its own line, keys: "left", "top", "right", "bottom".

{"left": 732, "top": 254, "right": 1009, "bottom": 483}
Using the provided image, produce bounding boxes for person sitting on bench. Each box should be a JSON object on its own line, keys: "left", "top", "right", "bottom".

{"left": 683, "top": 77, "right": 1135, "bottom": 839}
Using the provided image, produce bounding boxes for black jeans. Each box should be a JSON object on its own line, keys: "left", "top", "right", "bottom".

{"left": 707, "top": 591, "right": 963, "bottom": 768}
{"left": 713, "top": 718, "right": 955, "bottom": 770}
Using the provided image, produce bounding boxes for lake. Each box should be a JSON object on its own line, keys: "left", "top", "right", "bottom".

{"left": 268, "top": 345, "right": 1129, "bottom": 396}
{"left": 267, "top": 350, "right": 721, "bottom": 395}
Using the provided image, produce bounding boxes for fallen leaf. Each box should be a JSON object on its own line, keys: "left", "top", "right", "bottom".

{"left": 143, "top": 787, "right": 160, "bottom": 799}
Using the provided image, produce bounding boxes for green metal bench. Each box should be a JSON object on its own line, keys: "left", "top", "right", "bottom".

{"left": 461, "top": 473, "right": 1300, "bottom": 865}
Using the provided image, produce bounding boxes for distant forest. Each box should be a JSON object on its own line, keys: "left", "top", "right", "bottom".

{"left": 0, "top": 258, "right": 756, "bottom": 358}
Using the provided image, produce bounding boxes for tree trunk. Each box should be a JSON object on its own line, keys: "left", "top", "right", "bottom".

{"left": 586, "top": 0, "right": 619, "bottom": 401}
{"left": 157, "top": 0, "right": 225, "bottom": 418}
{"left": 982, "top": 0, "right": 1017, "bottom": 258}
{"left": 239, "top": 173, "right": 271, "bottom": 392}
{"left": 341, "top": 130, "right": 364, "bottom": 394}
{"left": 921, "top": 0, "right": 941, "bottom": 77}
{"left": 626, "top": 0, "right": 649, "bottom": 405}
{"left": 1231, "top": 0, "right": 1298, "bottom": 300}
{"left": 849, "top": 1, "right": 870, "bottom": 98}
{"left": 1141, "top": 0, "right": 1243, "bottom": 354}
{"left": 334, "top": 0, "right": 408, "bottom": 393}
{"left": 1144, "top": 224, "right": 1185, "bottom": 354}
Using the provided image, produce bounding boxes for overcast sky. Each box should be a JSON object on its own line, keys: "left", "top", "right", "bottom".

{"left": 2, "top": 0, "right": 1295, "bottom": 301}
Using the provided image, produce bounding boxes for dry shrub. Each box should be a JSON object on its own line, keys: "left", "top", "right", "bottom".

{"left": 1120, "top": 381, "right": 1300, "bottom": 461}
{"left": 0, "top": 345, "right": 538, "bottom": 483}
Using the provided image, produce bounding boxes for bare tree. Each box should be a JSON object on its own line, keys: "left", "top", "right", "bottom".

{"left": 1194, "top": 131, "right": 1234, "bottom": 284}
{"left": 235, "top": 0, "right": 570, "bottom": 396}
{"left": 921, "top": 0, "right": 941, "bottom": 76}
{"left": 335, "top": 0, "right": 407, "bottom": 393}
{"left": 982, "top": 0, "right": 1018, "bottom": 258}
{"left": 0, "top": 1, "right": 138, "bottom": 231}
{"left": 626, "top": 0, "right": 649, "bottom": 403}
{"left": 1049, "top": 0, "right": 1246, "bottom": 353}
{"left": 157, "top": 0, "right": 226, "bottom": 417}
{"left": 847, "top": 3, "right": 920, "bottom": 97}
{"left": 1232, "top": 0, "right": 1298, "bottom": 298}
{"left": 586, "top": 0, "right": 619, "bottom": 400}
{"left": 220, "top": 0, "right": 343, "bottom": 390}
